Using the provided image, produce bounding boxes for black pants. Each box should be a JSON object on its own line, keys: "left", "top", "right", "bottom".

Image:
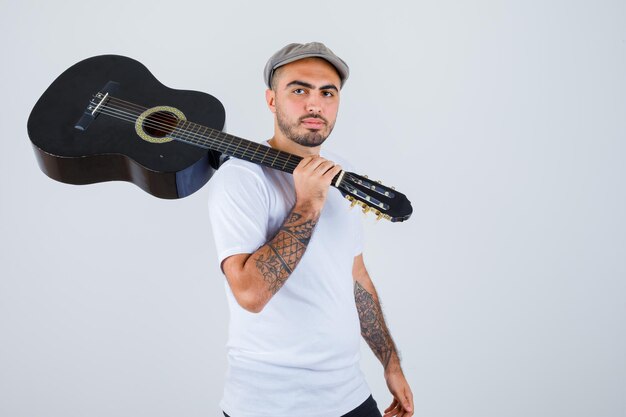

{"left": 223, "top": 394, "right": 382, "bottom": 417}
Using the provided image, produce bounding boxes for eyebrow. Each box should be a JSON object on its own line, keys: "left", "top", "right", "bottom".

{"left": 285, "top": 80, "right": 339, "bottom": 91}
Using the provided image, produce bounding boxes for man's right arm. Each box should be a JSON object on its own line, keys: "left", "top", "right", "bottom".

{"left": 221, "top": 155, "right": 341, "bottom": 313}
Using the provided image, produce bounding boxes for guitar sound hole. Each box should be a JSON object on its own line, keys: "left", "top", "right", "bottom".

{"left": 143, "top": 111, "right": 178, "bottom": 138}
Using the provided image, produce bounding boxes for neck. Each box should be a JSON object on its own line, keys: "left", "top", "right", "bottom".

{"left": 269, "top": 127, "right": 322, "bottom": 157}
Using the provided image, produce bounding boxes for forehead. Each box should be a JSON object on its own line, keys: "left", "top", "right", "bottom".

{"left": 275, "top": 57, "right": 341, "bottom": 88}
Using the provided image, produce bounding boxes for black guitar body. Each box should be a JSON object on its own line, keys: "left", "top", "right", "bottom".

{"left": 27, "top": 55, "right": 225, "bottom": 199}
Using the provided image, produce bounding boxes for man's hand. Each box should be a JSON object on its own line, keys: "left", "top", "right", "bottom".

{"left": 383, "top": 370, "right": 414, "bottom": 417}
{"left": 293, "top": 155, "right": 342, "bottom": 214}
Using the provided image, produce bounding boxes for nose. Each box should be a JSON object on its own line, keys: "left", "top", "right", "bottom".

{"left": 305, "top": 95, "right": 322, "bottom": 114}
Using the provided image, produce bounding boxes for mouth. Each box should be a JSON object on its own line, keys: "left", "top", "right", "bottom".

{"left": 300, "top": 117, "right": 326, "bottom": 129}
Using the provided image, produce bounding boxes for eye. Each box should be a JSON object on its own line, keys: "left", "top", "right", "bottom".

{"left": 322, "top": 91, "right": 334, "bottom": 97}
{"left": 293, "top": 88, "right": 306, "bottom": 95}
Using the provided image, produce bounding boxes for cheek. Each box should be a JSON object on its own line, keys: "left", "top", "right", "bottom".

{"left": 326, "top": 102, "right": 340, "bottom": 119}
{"left": 284, "top": 99, "right": 305, "bottom": 116}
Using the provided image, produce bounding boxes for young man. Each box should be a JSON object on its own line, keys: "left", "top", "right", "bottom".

{"left": 207, "top": 42, "right": 414, "bottom": 417}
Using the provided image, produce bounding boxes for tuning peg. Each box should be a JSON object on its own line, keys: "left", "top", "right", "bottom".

{"left": 362, "top": 205, "right": 370, "bottom": 214}
{"left": 376, "top": 180, "right": 382, "bottom": 184}
{"left": 363, "top": 175, "right": 368, "bottom": 179}
{"left": 375, "top": 210, "right": 383, "bottom": 221}
{"left": 391, "top": 186, "right": 395, "bottom": 190}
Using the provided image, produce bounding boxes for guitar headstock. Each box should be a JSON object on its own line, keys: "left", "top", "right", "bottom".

{"left": 336, "top": 171, "right": 413, "bottom": 222}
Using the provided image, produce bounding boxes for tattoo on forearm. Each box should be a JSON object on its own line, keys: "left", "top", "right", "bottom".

{"left": 354, "top": 281, "right": 396, "bottom": 369}
{"left": 255, "top": 211, "right": 318, "bottom": 295}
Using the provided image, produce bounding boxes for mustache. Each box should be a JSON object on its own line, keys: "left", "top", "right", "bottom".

{"left": 299, "top": 114, "right": 328, "bottom": 124}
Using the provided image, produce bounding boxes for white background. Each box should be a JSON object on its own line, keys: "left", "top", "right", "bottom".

{"left": 1, "top": 0, "right": 625, "bottom": 416}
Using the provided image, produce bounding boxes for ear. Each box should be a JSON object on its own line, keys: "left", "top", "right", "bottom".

{"left": 265, "top": 88, "right": 276, "bottom": 113}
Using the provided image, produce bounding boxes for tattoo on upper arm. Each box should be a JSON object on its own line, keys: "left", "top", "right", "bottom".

{"left": 255, "top": 211, "right": 318, "bottom": 295}
{"left": 354, "top": 281, "right": 395, "bottom": 369}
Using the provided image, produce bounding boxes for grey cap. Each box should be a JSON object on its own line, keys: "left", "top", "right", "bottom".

{"left": 264, "top": 42, "right": 350, "bottom": 89}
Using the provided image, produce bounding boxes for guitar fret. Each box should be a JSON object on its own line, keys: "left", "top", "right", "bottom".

{"left": 233, "top": 133, "right": 241, "bottom": 155}
{"left": 261, "top": 146, "right": 271, "bottom": 164}
{"left": 271, "top": 149, "right": 279, "bottom": 167}
{"left": 176, "top": 121, "right": 190, "bottom": 143}
{"left": 208, "top": 129, "right": 220, "bottom": 152}
{"left": 197, "top": 124, "right": 206, "bottom": 145}
{"left": 189, "top": 122, "right": 199, "bottom": 144}
{"left": 196, "top": 125, "right": 205, "bottom": 145}
{"left": 242, "top": 140, "right": 251, "bottom": 159}
{"left": 187, "top": 122, "right": 198, "bottom": 144}
{"left": 199, "top": 125, "right": 209, "bottom": 147}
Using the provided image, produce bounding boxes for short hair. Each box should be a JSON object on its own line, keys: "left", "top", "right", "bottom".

{"left": 270, "top": 66, "right": 284, "bottom": 91}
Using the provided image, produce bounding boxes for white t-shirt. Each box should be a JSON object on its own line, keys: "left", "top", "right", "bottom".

{"left": 206, "top": 142, "right": 371, "bottom": 417}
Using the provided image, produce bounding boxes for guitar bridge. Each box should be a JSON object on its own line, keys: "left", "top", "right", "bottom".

{"left": 74, "top": 81, "right": 120, "bottom": 131}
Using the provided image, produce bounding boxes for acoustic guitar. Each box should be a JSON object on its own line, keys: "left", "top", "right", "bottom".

{"left": 27, "top": 55, "right": 412, "bottom": 222}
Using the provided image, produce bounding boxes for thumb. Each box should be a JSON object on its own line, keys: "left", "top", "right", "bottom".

{"left": 402, "top": 394, "right": 412, "bottom": 411}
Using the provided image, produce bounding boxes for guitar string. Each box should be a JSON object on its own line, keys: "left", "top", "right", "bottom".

{"left": 99, "top": 101, "right": 301, "bottom": 170}
{"left": 97, "top": 102, "right": 371, "bottom": 194}
{"left": 107, "top": 95, "right": 345, "bottom": 170}
{"left": 102, "top": 96, "right": 366, "bottom": 187}
{"left": 106, "top": 97, "right": 321, "bottom": 173}
{"left": 105, "top": 97, "right": 304, "bottom": 168}
{"left": 99, "top": 99, "right": 369, "bottom": 189}
{"left": 94, "top": 97, "right": 371, "bottom": 190}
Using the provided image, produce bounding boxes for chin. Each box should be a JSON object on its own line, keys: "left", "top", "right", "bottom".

{"left": 292, "top": 134, "right": 328, "bottom": 148}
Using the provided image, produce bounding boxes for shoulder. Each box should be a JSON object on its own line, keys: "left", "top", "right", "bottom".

{"left": 209, "top": 158, "right": 265, "bottom": 184}
{"left": 206, "top": 157, "right": 270, "bottom": 203}
{"left": 214, "top": 157, "right": 265, "bottom": 181}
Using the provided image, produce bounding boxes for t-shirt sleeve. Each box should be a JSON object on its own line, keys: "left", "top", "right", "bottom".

{"left": 206, "top": 163, "right": 270, "bottom": 270}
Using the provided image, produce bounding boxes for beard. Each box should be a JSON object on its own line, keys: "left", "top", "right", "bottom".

{"left": 275, "top": 107, "right": 335, "bottom": 148}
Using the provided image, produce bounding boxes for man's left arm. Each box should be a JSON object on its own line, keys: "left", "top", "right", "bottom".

{"left": 353, "top": 254, "right": 414, "bottom": 417}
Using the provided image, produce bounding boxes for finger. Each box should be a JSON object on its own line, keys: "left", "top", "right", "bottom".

{"left": 293, "top": 157, "right": 312, "bottom": 172}
{"left": 312, "top": 160, "right": 334, "bottom": 173}
{"left": 403, "top": 387, "right": 413, "bottom": 415}
{"left": 383, "top": 408, "right": 398, "bottom": 417}
{"left": 389, "top": 405, "right": 402, "bottom": 417}
{"left": 322, "top": 164, "right": 342, "bottom": 179}
{"left": 401, "top": 399, "right": 412, "bottom": 414}
{"left": 309, "top": 159, "right": 336, "bottom": 174}
{"left": 384, "top": 397, "right": 398, "bottom": 413}
{"left": 295, "top": 155, "right": 316, "bottom": 171}
{"left": 384, "top": 400, "right": 401, "bottom": 417}
{"left": 383, "top": 398, "right": 398, "bottom": 415}
{"left": 300, "top": 159, "right": 327, "bottom": 175}
{"left": 395, "top": 396, "right": 411, "bottom": 417}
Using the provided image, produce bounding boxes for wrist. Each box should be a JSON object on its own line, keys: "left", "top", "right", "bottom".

{"left": 383, "top": 353, "right": 403, "bottom": 378}
{"left": 293, "top": 200, "right": 322, "bottom": 219}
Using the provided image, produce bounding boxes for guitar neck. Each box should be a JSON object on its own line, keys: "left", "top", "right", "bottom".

{"left": 172, "top": 120, "right": 303, "bottom": 174}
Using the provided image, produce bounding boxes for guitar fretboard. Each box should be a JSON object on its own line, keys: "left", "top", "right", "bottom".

{"left": 173, "top": 120, "right": 302, "bottom": 173}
